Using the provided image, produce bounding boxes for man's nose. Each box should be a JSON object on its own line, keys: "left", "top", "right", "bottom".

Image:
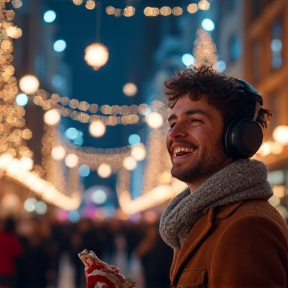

{"left": 168, "top": 122, "right": 188, "bottom": 139}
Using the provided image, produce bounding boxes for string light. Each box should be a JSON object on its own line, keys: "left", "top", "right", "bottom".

{"left": 85, "top": 0, "right": 96, "bottom": 10}
{"left": 84, "top": 43, "right": 109, "bottom": 70}
{"left": 89, "top": 120, "right": 106, "bottom": 137}
{"left": 146, "top": 112, "right": 163, "bottom": 129}
{"left": 187, "top": 3, "right": 198, "bottom": 13}
{"left": 51, "top": 146, "right": 66, "bottom": 161}
{"left": 19, "top": 75, "right": 40, "bottom": 95}
{"left": 131, "top": 143, "right": 146, "bottom": 161}
{"left": 97, "top": 163, "right": 112, "bottom": 178}
{"left": 198, "top": 0, "right": 210, "bottom": 10}
{"left": 65, "top": 154, "right": 79, "bottom": 168}
{"left": 123, "top": 83, "right": 138, "bottom": 96}
{"left": 123, "top": 156, "right": 137, "bottom": 171}
{"left": 43, "top": 109, "right": 61, "bottom": 126}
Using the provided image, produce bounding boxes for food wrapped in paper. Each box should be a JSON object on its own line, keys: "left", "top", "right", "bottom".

{"left": 78, "top": 249, "right": 136, "bottom": 288}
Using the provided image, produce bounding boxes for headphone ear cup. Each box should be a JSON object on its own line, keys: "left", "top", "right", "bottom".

{"left": 225, "top": 118, "right": 263, "bottom": 159}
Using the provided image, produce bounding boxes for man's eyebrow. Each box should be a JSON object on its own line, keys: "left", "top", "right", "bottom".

{"left": 168, "top": 109, "right": 209, "bottom": 122}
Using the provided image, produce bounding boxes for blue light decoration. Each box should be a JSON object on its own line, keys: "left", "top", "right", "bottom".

{"left": 53, "top": 40, "right": 66, "bottom": 52}
{"left": 182, "top": 53, "right": 195, "bottom": 66}
{"left": 78, "top": 165, "right": 90, "bottom": 177}
{"left": 128, "top": 134, "right": 141, "bottom": 145}
{"left": 15, "top": 93, "right": 28, "bottom": 106}
{"left": 43, "top": 10, "right": 56, "bottom": 23}
{"left": 202, "top": 18, "right": 215, "bottom": 31}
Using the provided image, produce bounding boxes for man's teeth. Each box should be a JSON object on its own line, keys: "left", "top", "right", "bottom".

{"left": 174, "top": 147, "right": 194, "bottom": 156}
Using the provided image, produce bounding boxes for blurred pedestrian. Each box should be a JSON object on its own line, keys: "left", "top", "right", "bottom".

{"left": 135, "top": 221, "right": 172, "bottom": 288}
{"left": 15, "top": 217, "right": 51, "bottom": 288}
{"left": 0, "top": 217, "right": 24, "bottom": 288}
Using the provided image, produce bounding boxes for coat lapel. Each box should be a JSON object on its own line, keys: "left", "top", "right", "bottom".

{"left": 171, "top": 207, "right": 215, "bottom": 287}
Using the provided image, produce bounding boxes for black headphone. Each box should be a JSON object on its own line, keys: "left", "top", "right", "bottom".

{"left": 224, "top": 79, "right": 263, "bottom": 159}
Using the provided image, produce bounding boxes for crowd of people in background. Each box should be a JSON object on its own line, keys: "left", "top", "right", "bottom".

{"left": 0, "top": 214, "right": 173, "bottom": 288}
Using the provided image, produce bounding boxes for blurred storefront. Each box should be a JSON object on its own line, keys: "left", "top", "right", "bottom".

{"left": 244, "top": 0, "right": 288, "bottom": 217}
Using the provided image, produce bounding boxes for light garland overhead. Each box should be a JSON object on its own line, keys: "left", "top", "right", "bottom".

{"left": 71, "top": 0, "right": 211, "bottom": 16}
{"left": 32, "top": 89, "right": 166, "bottom": 126}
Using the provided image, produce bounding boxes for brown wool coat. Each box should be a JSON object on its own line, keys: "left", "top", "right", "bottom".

{"left": 170, "top": 199, "right": 288, "bottom": 288}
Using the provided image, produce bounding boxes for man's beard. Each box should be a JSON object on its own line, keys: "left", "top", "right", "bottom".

{"left": 170, "top": 141, "right": 227, "bottom": 185}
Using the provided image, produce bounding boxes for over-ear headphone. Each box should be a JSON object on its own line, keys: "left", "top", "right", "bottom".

{"left": 224, "top": 79, "right": 263, "bottom": 159}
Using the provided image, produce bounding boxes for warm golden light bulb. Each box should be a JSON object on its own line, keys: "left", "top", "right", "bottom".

{"left": 73, "top": 0, "right": 83, "bottom": 5}
{"left": 89, "top": 120, "right": 106, "bottom": 137}
{"left": 123, "top": 156, "right": 137, "bottom": 171}
{"left": 97, "top": 163, "right": 112, "bottom": 178}
{"left": 84, "top": 43, "right": 109, "bottom": 70}
{"left": 160, "top": 6, "right": 172, "bottom": 16}
{"left": 106, "top": 6, "right": 115, "bottom": 15}
{"left": 85, "top": 0, "right": 96, "bottom": 9}
{"left": 65, "top": 154, "right": 79, "bottom": 168}
{"left": 198, "top": 0, "right": 210, "bottom": 10}
{"left": 172, "top": 7, "right": 183, "bottom": 16}
{"left": 51, "top": 146, "right": 66, "bottom": 161}
{"left": 131, "top": 143, "right": 146, "bottom": 161}
{"left": 6, "top": 26, "right": 22, "bottom": 39}
{"left": 124, "top": 6, "right": 135, "bottom": 17}
{"left": 146, "top": 112, "right": 163, "bottom": 129}
{"left": 273, "top": 125, "right": 288, "bottom": 145}
{"left": 187, "top": 3, "right": 198, "bottom": 13}
{"left": 19, "top": 75, "right": 40, "bottom": 95}
{"left": 44, "top": 109, "right": 61, "bottom": 126}
{"left": 123, "top": 83, "right": 138, "bottom": 96}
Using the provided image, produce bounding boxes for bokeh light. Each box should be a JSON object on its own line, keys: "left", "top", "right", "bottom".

{"left": 97, "top": 163, "right": 112, "bottom": 178}
{"left": 85, "top": 0, "right": 96, "bottom": 10}
{"left": 214, "top": 60, "right": 226, "bottom": 72}
{"left": 128, "top": 134, "right": 141, "bottom": 145}
{"left": 43, "top": 10, "right": 56, "bottom": 23}
{"left": 123, "top": 83, "right": 138, "bottom": 96}
{"left": 12, "top": 0, "right": 22, "bottom": 8}
{"left": 202, "top": 19, "right": 215, "bottom": 31}
{"left": 51, "top": 146, "right": 66, "bottom": 161}
{"left": 24, "top": 198, "right": 37, "bottom": 212}
{"left": 35, "top": 201, "right": 47, "bottom": 214}
{"left": 187, "top": 3, "right": 198, "bottom": 13}
{"left": 198, "top": 0, "right": 210, "bottom": 10}
{"left": 123, "top": 156, "right": 137, "bottom": 171}
{"left": 15, "top": 93, "right": 28, "bottom": 106}
{"left": 89, "top": 120, "right": 106, "bottom": 137}
{"left": 53, "top": 40, "right": 66, "bottom": 52}
{"left": 84, "top": 43, "right": 109, "bottom": 70}
{"left": 78, "top": 165, "right": 90, "bottom": 177}
{"left": 19, "top": 75, "right": 40, "bottom": 95}
{"left": 69, "top": 210, "right": 80, "bottom": 222}
{"left": 273, "top": 126, "right": 288, "bottom": 144}
{"left": 44, "top": 109, "right": 61, "bottom": 126}
{"left": 131, "top": 143, "right": 146, "bottom": 161}
{"left": 182, "top": 53, "right": 195, "bottom": 66}
{"left": 65, "top": 154, "right": 79, "bottom": 168}
{"left": 146, "top": 112, "right": 163, "bottom": 129}
{"left": 92, "top": 189, "right": 107, "bottom": 204}
{"left": 66, "top": 127, "right": 78, "bottom": 139}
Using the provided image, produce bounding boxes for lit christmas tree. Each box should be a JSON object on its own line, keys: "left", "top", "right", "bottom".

{"left": 193, "top": 29, "right": 218, "bottom": 67}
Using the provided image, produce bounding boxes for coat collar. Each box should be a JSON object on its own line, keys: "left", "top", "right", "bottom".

{"left": 170, "top": 201, "right": 244, "bottom": 287}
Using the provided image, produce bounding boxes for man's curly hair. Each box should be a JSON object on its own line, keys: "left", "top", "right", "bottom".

{"left": 164, "top": 66, "right": 272, "bottom": 131}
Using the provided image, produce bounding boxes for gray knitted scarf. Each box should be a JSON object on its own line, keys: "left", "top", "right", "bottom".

{"left": 159, "top": 159, "right": 273, "bottom": 249}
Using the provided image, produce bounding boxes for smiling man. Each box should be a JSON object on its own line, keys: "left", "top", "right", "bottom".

{"left": 159, "top": 66, "right": 288, "bottom": 288}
